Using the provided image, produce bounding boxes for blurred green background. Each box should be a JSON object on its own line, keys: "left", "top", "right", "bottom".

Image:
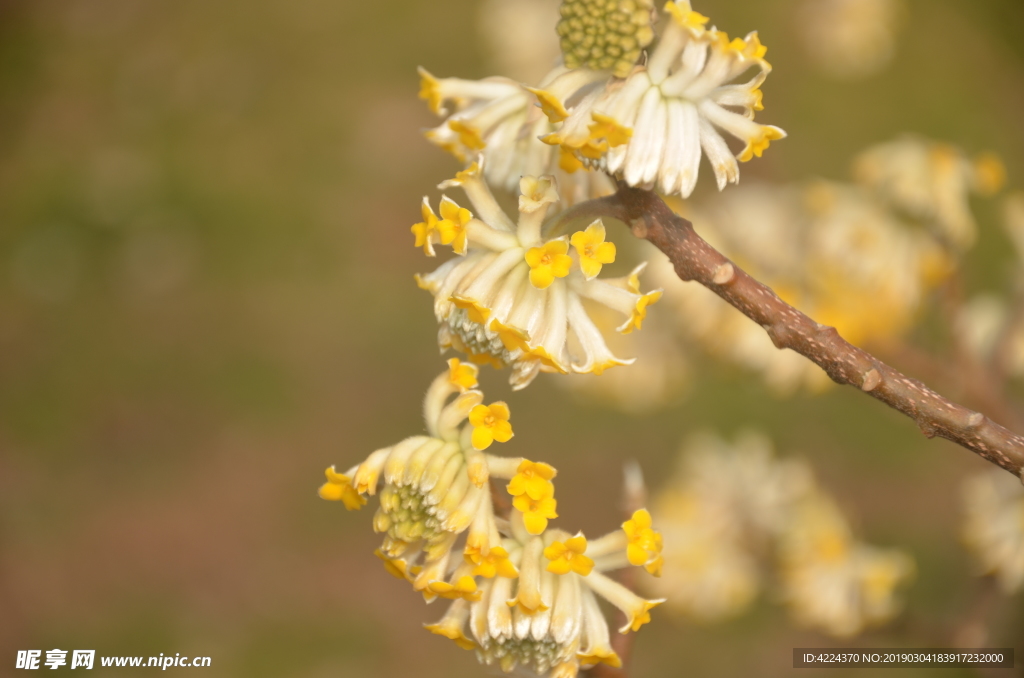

{"left": 1, "top": 0, "right": 1022, "bottom": 676}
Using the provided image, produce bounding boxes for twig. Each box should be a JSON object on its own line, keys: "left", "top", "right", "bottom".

{"left": 562, "top": 186, "right": 1024, "bottom": 479}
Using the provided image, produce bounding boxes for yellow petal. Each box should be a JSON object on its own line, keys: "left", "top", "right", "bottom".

{"left": 492, "top": 420, "right": 514, "bottom": 443}
{"left": 530, "top": 266, "right": 555, "bottom": 289}
{"left": 471, "top": 426, "right": 494, "bottom": 450}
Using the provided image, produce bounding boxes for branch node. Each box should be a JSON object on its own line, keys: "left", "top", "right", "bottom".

{"left": 860, "top": 368, "right": 882, "bottom": 392}
{"left": 761, "top": 323, "right": 784, "bottom": 349}
{"left": 712, "top": 263, "right": 736, "bottom": 285}
{"left": 967, "top": 412, "right": 985, "bottom": 429}
{"left": 919, "top": 422, "right": 938, "bottom": 439}
{"left": 629, "top": 217, "right": 648, "bottom": 239}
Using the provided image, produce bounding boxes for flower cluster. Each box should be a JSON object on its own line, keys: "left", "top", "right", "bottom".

{"left": 778, "top": 491, "right": 915, "bottom": 637}
{"left": 961, "top": 467, "right": 1024, "bottom": 594}
{"left": 420, "top": 0, "right": 784, "bottom": 202}
{"left": 539, "top": 0, "right": 784, "bottom": 197}
{"left": 320, "top": 363, "right": 665, "bottom": 676}
{"left": 853, "top": 136, "right": 1005, "bottom": 250}
{"left": 647, "top": 431, "right": 914, "bottom": 636}
{"left": 414, "top": 164, "right": 662, "bottom": 390}
{"left": 419, "top": 67, "right": 616, "bottom": 205}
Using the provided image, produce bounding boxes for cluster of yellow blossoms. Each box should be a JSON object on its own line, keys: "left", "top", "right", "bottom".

{"left": 320, "top": 0, "right": 793, "bottom": 674}
{"left": 420, "top": 0, "right": 784, "bottom": 202}
{"left": 320, "top": 361, "right": 664, "bottom": 676}
{"left": 413, "top": 163, "right": 662, "bottom": 390}
{"left": 648, "top": 431, "right": 915, "bottom": 637}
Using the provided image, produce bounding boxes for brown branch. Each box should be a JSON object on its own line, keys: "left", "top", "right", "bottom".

{"left": 569, "top": 186, "right": 1024, "bottom": 479}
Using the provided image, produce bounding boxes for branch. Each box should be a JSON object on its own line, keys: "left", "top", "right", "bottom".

{"left": 568, "top": 186, "right": 1024, "bottom": 479}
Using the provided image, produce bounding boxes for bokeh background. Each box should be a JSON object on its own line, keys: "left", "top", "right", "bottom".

{"left": 2, "top": 0, "right": 1023, "bottom": 676}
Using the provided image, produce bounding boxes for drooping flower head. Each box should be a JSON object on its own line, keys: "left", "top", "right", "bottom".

{"left": 318, "top": 360, "right": 519, "bottom": 595}
{"left": 539, "top": 0, "right": 785, "bottom": 197}
{"left": 319, "top": 363, "right": 666, "bottom": 677}
{"left": 419, "top": 67, "right": 617, "bottom": 206}
{"left": 414, "top": 164, "right": 662, "bottom": 389}
{"left": 425, "top": 492, "right": 665, "bottom": 677}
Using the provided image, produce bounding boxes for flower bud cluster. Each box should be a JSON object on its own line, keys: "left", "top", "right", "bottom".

{"left": 320, "top": 362, "right": 665, "bottom": 676}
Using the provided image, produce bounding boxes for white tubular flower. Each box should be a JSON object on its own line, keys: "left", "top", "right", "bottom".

{"left": 797, "top": 0, "right": 906, "bottom": 79}
{"left": 962, "top": 468, "right": 1024, "bottom": 594}
{"left": 558, "top": 295, "right": 691, "bottom": 413}
{"left": 426, "top": 502, "right": 664, "bottom": 677}
{"left": 853, "top": 136, "right": 1006, "bottom": 250}
{"left": 540, "top": 1, "right": 785, "bottom": 197}
{"left": 419, "top": 67, "right": 617, "bottom": 207}
{"left": 318, "top": 361, "right": 518, "bottom": 596}
{"left": 778, "top": 492, "right": 914, "bottom": 638}
{"left": 414, "top": 165, "right": 662, "bottom": 390}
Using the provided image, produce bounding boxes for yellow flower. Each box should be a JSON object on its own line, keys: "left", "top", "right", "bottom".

{"left": 623, "top": 509, "right": 662, "bottom": 567}
{"left": 446, "top": 357, "right": 478, "bottom": 391}
{"left": 436, "top": 196, "right": 473, "bottom": 255}
{"left": 411, "top": 197, "right": 439, "bottom": 256}
{"left": 571, "top": 221, "right": 617, "bottom": 280}
{"left": 578, "top": 649, "right": 622, "bottom": 669}
{"left": 488, "top": 318, "right": 531, "bottom": 353}
{"left": 424, "top": 620, "right": 477, "bottom": 650}
{"left": 447, "top": 119, "right": 485, "bottom": 151}
{"left": 527, "top": 87, "right": 570, "bottom": 123}
{"left": 318, "top": 466, "right": 366, "bottom": 510}
{"left": 417, "top": 67, "right": 444, "bottom": 115}
{"left": 664, "top": 0, "right": 710, "bottom": 34}
{"left": 544, "top": 533, "right": 594, "bottom": 576}
{"left": 468, "top": 402, "right": 513, "bottom": 450}
{"left": 426, "top": 575, "right": 482, "bottom": 601}
{"left": 525, "top": 238, "right": 573, "bottom": 289}
{"left": 625, "top": 599, "right": 662, "bottom": 632}
{"left": 374, "top": 548, "right": 421, "bottom": 580}
{"left": 449, "top": 295, "right": 491, "bottom": 325}
{"left": 469, "top": 546, "right": 519, "bottom": 578}
{"left": 513, "top": 494, "right": 558, "bottom": 534}
{"left": 738, "top": 126, "right": 787, "bottom": 163}
{"left": 588, "top": 114, "right": 632, "bottom": 149}
{"left": 506, "top": 459, "right": 558, "bottom": 500}
{"left": 620, "top": 290, "right": 662, "bottom": 334}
